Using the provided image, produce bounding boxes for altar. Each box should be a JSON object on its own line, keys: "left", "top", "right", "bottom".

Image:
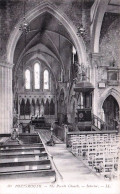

{"left": 31, "top": 116, "right": 49, "bottom": 128}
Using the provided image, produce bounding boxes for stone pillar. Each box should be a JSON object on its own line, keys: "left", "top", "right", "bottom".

{"left": 91, "top": 53, "right": 101, "bottom": 116}
{"left": 0, "top": 61, "right": 13, "bottom": 133}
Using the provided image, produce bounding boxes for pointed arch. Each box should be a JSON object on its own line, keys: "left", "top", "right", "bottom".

{"left": 43, "top": 69, "right": 49, "bottom": 90}
{"left": 98, "top": 88, "right": 120, "bottom": 111}
{"left": 24, "top": 55, "right": 57, "bottom": 89}
{"left": 20, "top": 99, "right": 25, "bottom": 115}
{"left": 44, "top": 99, "right": 50, "bottom": 115}
{"left": 90, "top": 0, "right": 109, "bottom": 53}
{"left": 25, "top": 69, "right": 31, "bottom": 89}
{"left": 25, "top": 99, "right": 31, "bottom": 115}
{"left": 34, "top": 62, "right": 40, "bottom": 89}
{"left": 50, "top": 99, "right": 55, "bottom": 115}
{"left": 7, "top": 1, "right": 88, "bottom": 67}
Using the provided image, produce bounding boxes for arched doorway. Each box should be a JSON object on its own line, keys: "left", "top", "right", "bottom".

{"left": 102, "top": 95, "right": 119, "bottom": 129}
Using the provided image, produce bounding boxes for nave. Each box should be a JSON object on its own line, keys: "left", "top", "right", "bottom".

{"left": 0, "top": 125, "right": 120, "bottom": 194}
{"left": 0, "top": 129, "right": 100, "bottom": 185}
{"left": 0, "top": 1, "right": 120, "bottom": 194}
{"left": 0, "top": 128, "right": 119, "bottom": 184}
{"left": 38, "top": 130, "right": 100, "bottom": 182}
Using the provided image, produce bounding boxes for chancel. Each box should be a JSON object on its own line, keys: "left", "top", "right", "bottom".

{"left": 0, "top": 0, "right": 120, "bottom": 186}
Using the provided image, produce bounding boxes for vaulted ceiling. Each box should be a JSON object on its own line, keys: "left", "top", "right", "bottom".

{"left": 13, "top": 12, "right": 73, "bottom": 68}
{"left": 107, "top": 0, "right": 120, "bottom": 13}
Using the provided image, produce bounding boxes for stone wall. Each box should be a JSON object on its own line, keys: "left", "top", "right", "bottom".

{"left": 93, "top": 18, "right": 120, "bottom": 118}
{"left": 100, "top": 18, "right": 120, "bottom": 68}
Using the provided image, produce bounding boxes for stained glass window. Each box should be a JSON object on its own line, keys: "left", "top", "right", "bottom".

{"left": 25, "top": 69, "right": 30, "bottom": 89}
{"left": 44, "top": 70, "right": 49, "bottom": 89}
{"left": 34, "top": 63, "right": 40, "bottom": 89}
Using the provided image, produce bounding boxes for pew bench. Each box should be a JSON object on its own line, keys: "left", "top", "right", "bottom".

{"left": 0, "top": 153, "right": 48, "bottom": 163}
{"left": 0, "top": 143, "right": 43, "bottom": 149}
{"left": 0, "top": 160, "right": 52, "bottom": 173}
{"left": 0, "top": 132, "right": 56, "bottom": 183}
{"left": 0, "top": 169, "right": 56, "bottom": 182}
{"left": 0, "top": 147, "right": 45, "bottom": 155}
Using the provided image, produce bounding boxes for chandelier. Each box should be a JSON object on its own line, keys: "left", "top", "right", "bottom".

{"left": 19, "top": 17, "right": 30, "bottom": 33}
{"left": 77, "top": 24, "right": 85, "bottom": 36}
{"left": 77, "top": 0, "right": 85, "bottom": 37}
{"left": 19, "top": 0, "right": 30, "bottom": 33}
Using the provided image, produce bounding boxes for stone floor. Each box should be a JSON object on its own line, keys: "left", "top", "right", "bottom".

{"left": 38, "top": 129, "right": 63, "bottom": 144}
{"left": 38, "top": 130, "right": 100, "bottom": 183}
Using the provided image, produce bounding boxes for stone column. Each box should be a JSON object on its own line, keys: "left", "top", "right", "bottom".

{"left": 91, "top": 53, "right": 101, "bottom": 116}
{"left": 0, "top": 61, "right": 13, "bottom": 133}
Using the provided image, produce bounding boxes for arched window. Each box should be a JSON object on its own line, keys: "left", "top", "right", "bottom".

{"left": 44, "top": 70, "right": 49, "bottom": 89}
{"left": 34, "top": 63, "right": 40, "bottom": 89}
{"left": 25, "top": 69, "right": 30, "bottom": 89}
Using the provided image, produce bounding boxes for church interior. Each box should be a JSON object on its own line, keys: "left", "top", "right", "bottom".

{"left": 0, "top": 0, "right": 120, "bottom": 186}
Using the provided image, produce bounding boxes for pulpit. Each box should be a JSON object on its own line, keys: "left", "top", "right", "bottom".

{"left": 74, "top": 81, "right": 94, "bottom": 131}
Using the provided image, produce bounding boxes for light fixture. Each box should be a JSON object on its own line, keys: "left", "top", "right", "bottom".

{"left": 19, "top": 16, "right": 30, "bottom": 33}
{"left": 77, "top": 0, "right": 85, "bottom": 37}
{"left": 19, "top": 0, "right": 30, "bottom": 33}
{"left": 77, "top": 24, "right": 85, "bottom": 36}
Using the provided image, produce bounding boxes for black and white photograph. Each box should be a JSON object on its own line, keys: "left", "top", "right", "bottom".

{"left": 0, "top": 0, "right": 120, "bottom": 194}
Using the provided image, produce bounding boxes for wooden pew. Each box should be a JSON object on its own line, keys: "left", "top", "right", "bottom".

{"left": 0, "top": 160, "right": 52, "bottom": 172}
{"left": 0, "top": 153, "right": 48, "bottom": 163}
{"left": 0, "top": 132, "right": 56, "bottom": 183}
{"left": 0, "top": 143, "right": 43, "bottom": 149}
{"left": 0, "top": 169, "right": 56, "bottom": 182}
{"left": 0, "top": 147, "right": 45, "bottom": 155}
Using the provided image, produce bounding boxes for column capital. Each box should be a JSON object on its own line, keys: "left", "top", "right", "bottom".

{"left": 91, "top": 53, "right": 102, "bottom": 68}
{"left": 0, "top": 61, "right": 14, "bottom": 69}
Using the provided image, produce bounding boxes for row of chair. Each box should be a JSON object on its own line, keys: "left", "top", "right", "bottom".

{"left": 68, "top": 133, "right": 120, "bottom": 180}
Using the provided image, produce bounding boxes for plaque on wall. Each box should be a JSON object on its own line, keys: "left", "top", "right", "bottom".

{"left": 98, "top": 82, "right": 106, "bottom": 88}
{"left": 107, "top": 67, "right": 119, "bottom": 86}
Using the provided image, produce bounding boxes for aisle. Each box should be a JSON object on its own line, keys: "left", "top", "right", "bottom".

{"left": 37, "top": 129, "right": 63, "bottom": 144}
{"left": 38, "top": 130, "right": 100, "bottom": 183}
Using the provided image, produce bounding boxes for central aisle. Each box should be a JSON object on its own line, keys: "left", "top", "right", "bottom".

{"left": 38, "top": 130, "right": 100, "bottom": 183}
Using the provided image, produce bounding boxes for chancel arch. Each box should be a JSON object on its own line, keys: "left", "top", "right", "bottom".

{"left": 7, "top": 1, "right": 88, "bottom": 67}
{"left": 5, "top": 0, "right": 90, "bottom": 131}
